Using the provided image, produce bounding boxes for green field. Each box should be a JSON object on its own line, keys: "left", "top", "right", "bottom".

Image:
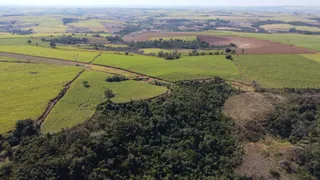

{"left": 0, "top": 62, "right": 81, "bottom": 133}
{"left": 0, "top": 46, "right": 99, "bottom": 62}
{"left": 0, "top": 37, "right": 50, "bottom": 47}
{"left": 260, "top": 24, "right": 320, "bottom": 32}
{"left": 94, "top": 53, "right": 240, "bottom": 81}
{"left": 234, "top": 54, "right": 320, "bottom": 88}
{"left": 41, "top": 70, "right": 168, "bottom": 133}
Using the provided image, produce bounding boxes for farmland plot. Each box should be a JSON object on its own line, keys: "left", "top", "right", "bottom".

{"left": 42, "top": 70, "right": 168, "bottom": 133}
{"left": 0, "top": 62, "right": 81, "bottom": 133}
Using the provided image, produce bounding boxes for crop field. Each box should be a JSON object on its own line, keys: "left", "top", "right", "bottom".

{"left": 94, "top": 53, "right": 240, "bottom": 81}
{"left": 234, "top": 54, "right": 320, "bottom": 88}
{"left": 69, "top": 20, "right": 107, "bottom": 32}
{"left": 0, "top": 62, "right": 81, "bottom": 133}
{"left": 260, "top": 24, "right": 320, "bottom": 32}
{"left": 0, "top": 46, "right": 100, "bottom": 62}
{"left": 41, "top": 70, "right": 168, "bottom": 133}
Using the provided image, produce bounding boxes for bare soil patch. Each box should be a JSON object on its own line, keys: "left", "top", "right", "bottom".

{"left": 223, "top": 92, "right": 284, "bottom": 125}
{"left": 199, "top": 35, "right": 316, "bottom": 54}
{"left": 100, "top": 21, "right": 125, "bottom": 33}
{"left": 236, "top": 140, "right": 298, "bottom": 180}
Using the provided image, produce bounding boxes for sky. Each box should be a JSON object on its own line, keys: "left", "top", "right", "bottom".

{"left": 1, "top": 0, "right": 320, "bottom": 7}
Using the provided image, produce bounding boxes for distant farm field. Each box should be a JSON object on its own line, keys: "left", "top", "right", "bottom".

{"left": 69, "top": 20, "right": 107, "bottom": 32}
{"left": 41, "top": 70, "right": 168, "bottom": 133}
{"left": 94, "top": 53, "right": 240, "bottom": 81}
{"left": 151, "top": 36, "right": 197, "bottom": 41}
{"left": 260, "top": 24, "right": 320, "bottom": 32}
{"left": 0, "top": 46, "right": 99, "bottom": 62}
{"left": 0, "top": 62, "right": 81, "bottom": 133}
{"left": 234, "top": 54, "right": 320, "bottom": 88}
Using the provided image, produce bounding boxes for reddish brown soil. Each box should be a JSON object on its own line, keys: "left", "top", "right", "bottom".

{"left": 199, "top": 35, "right": 316, "bottom": 54}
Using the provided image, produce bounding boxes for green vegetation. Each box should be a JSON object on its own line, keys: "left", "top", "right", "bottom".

{"left": 94, "top": 53, "right": 240, "bottom": 81}
{"left": 0, "top": 46, "right": 99, "bottom": 62}
{"left": 301, "top": 54, "right": 320, "bottom": 63}
{"left": 234, "top": 54, "right": 320, "bottom": 88}
{"left": 41, "top": 71, "right": 167, "bottom": 134}
{"left": 0, "top": 62, "right": 81, "bottom": 133}
{"left": 0, "top": 81, "right": 243, "bottom": 179}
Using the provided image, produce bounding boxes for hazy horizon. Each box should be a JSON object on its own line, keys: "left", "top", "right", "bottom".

{"left": 1, "top": 0, "right": 320, "bottom": 7}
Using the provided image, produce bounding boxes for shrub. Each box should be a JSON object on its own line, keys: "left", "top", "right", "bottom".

{"left": 105, "top": 89, "right": 115, "bottom": 99}
{"left": 106, "top": 76, "right": 127, "bottom": 82}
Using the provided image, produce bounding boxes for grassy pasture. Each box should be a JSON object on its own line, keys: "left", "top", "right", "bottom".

{"left": 234, "top": 54, "right": 320, "bottom": 88}
{"left": 0, "top": 62, "right": 81, "bottom": 133}
{"left": 0, "top": 46, "right": 99, "bottom": 62}
{"left": 0, "top": 37, "right": 50, "bottom": 47}
{"left": 94, "top": 53, "right": 240, "bottom": 81}
{"left": 41, "top": 70, "right": 168, "bottom": 133}
{"left": 261, "top": 24, "right": 320, "bottom": 32}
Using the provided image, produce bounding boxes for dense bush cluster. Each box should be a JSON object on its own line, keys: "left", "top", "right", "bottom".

{"left": 158, "top": 51, "right": 181, "bottom": 60}
{"left": 128, "top": 39, "right": 213, "bottom": 49}
{"left": 267, "top": 95, "right": 320, "bottom": 179}
{"left": 41, "top": 36, "right": 89, "bottom": 45}
{"left": 106, "top": 35, "right": 124, "bottom": 43}
{"left": 0, "top": 81, "right": 244, "bottom": 179}
{"left": 62, "top": 18, "right": 79, "bottom": 25}
{"left": 105, "top": 75, "right": 127, "bottom": 82}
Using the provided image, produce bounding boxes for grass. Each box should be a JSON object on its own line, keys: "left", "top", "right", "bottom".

{"left": 0, "top": 62, "right": 82, "bottom": 134}
{"left": 41, "top": 70, "right": 168, "bottom": 133}
{"left": 69, "top": 20, "right": 107, "bottom": 32}
{"left": 94, "top": 53, "right": 240, "bottom": 81}
{"left": 0, "top": 46, "right": 99, "bottom": 62}
{"left": 234, "top": 54, "right": 320, "bottom": 88}
{"left": 300, "top": 54, "right": 320, "bottom": 63}
{"left": 150, "top": 36, "right": 197, "bottom": 41}
{"left": 0, "top": 37, "right": 50, "bottom": 47}
{"left": 88, "top": 65, "right": 137, "bottom": 78}
{"left": 104, "top": 44, "right": 128, "bottom": 48}
{"left": 261, "top": 24, "right": 320, "bottom": 32}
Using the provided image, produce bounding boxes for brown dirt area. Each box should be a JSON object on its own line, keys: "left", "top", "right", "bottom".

{"left": 198, "top": 35, "right": 316, "bottom": 54}
{"left": 223, "top": 92, "right": 285, "bottom": 125}
{"left": 100, "top": 21, "right": 125, "bottom": 33}
{"left": 236, "top": 138, "right": 299, "bottom": 180}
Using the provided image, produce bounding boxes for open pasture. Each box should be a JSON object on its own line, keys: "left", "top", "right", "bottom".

{"left": 41, "top": 70, "right": 168, "bottom": 133}
{"left": 0, "top": 46, "right": 100, "bottom": 62}
{"left": 234, "top": 54, "right": 320, "bottom": 88}
{"left": 0, "top": 62, "right": 81, "bottom": 133}
{"left": 94, "top": 53, "right": 240, "bottom": 81}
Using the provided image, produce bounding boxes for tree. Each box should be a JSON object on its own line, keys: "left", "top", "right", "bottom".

{"left": 27, "top": 40, "right": 32, "bottom": 44}
{"left": 50, "top": 41, "right": 56, "bottom": 49}
{"left": 105, "top": 89, "right": 115, "bottom": 99}
{"left": 225, "top": 48, "right": 232, "bottom": 53}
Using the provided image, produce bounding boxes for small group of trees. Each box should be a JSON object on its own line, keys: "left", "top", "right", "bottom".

{"left": 106, "top": 35, "right": 124, "bottom": 43}
{"left": 82, "top": 81, "right": 90, "bottom": 88}
{"left": 128, "top": 39, "right": 212, "bottom": 49}
{"left": 225, "top": 48, "right": 237, "bottom": 60}
{"left": 106, "top": 75, "right": 127, "bottom": 82}
{"left": 188, "top": 50, "right": 222, "bottom": 56}
{"left": 158, "top": 51, "right": 181, "bottom": 60}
